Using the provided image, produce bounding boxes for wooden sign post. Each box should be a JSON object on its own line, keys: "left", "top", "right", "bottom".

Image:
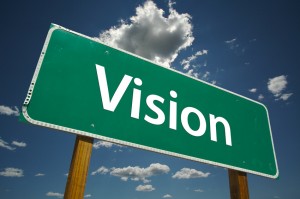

{"left": 64, "top": 135, "right": 94, "bottom": 199}
{"left": 228, "top": 169, "right": 250, "bottom": 199}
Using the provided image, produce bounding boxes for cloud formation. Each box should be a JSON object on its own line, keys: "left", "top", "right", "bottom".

{"left": 93, "top": 140, "right": 114, "bottom": 149}
{"left": 136, "top": 184, "right": 155, "bottom": 192}
{"left": 267, "top": 75, "right": 293, "bottom": 101}
{"left": 99, "top": 0, "right": 194, "bottom": 67}
{"left": 172, "top": 168, "right": 210, "bottom": 179}
{"left": 91, "top": 166, "right": 110, "bottom": 176}
{"left": 225, "top": 38, "right": 238, "bottom": 50}
{"left": 249, "top": 88, "right": 257, "bottom": 93}
{"left": 0, "top": 168, "right": 24, "bottom": 177}
{"left": 93, "top": 140, "right": 124, "bottom": 150}
{"left": 110, "top": 163, "right": 170, "bottom": 183}
{"left": 11, "top": 141, "right": 27, "bottom": 148}
{"left": 46, "top": 192, "right": 63, "bottom": 198}
{"left": 279, "top": 93, "right": 293, "bottom": 101}
{"left": 35, "top": 173, "right": 45, "bottom": 177}
{"left": 0, "top": 138, "right": 16, "bottom": 151}
{"left": 258, "top": 94, "right": 264, "bottom": 101}
{"left": 0, "top": 105, "right": 19, "bottom": 116}
{"left": 163, "top": 194, "right": 173, "bottom": 198}
{"left": 181, "top": 50, "right": 208, "bottom": 70}
{"left": 0, "top": 138, "right": 27, "bottom": 151}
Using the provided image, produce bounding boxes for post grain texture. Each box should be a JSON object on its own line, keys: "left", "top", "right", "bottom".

{"left": 64, "top": 135, "right": 94, "bottom": 199}
{"left": 228, "top": 169, "right": 250, "bottom": 199}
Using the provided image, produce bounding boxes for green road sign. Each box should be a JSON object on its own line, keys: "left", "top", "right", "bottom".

{"left": 22, "top": 24, "right": 278, "bottom": 178}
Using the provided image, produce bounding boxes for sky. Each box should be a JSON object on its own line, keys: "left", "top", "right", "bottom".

{"left": 0, "top": 0, "right": 300, "bottom": 198}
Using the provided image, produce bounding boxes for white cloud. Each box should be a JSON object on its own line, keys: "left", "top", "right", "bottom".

{"left": 163, "top": 194, "right": 172, "bottom": 198}
{"left": 93, "top": 141, "right": 114, "bottom": 149}
{"left": 0, "top": 138, "right": 27, "bottom": 151}
{"left": 84, "top": 194, "right": 92, "bottom": 198}
{"left": 186, "top": 69, "right": 199, "bottom": 79}
{"left": 278, "top": 93, "right": 293, "bottom": 101}
{"left": 136, "top": 184, "right": 155, "bottom": 192}
{"left": 225, "top": 38, "right": 240, "bottom": 51}
{"left": 46, "top": 192, "right": 64, "bottom": 198}
{"left": 91, "top": 166, "right": 110, "bottom": 175}
{"left": 0, "top": 168, "right": 24, "bottom": 177}
{"left": 267, "top": 75, "right": 293, "bottom": 101}
{"left": 0, "top": 138, "right": 16, "bottom": 151}
{"left": 181, "top": 50, "right": 208, "bottom": 70}
{"left": 110, "top": 163, "right": 170, "bottom": 183}
{"left": 35, "top": 173, "right": 45, "bottom": 177}
{"left": 225, "top": 38, "right": 237, "bottom": 49}
{"left": 11, "top": 141, "right": 27, "bottom": 148}
{"left": 225, "top": 38, "right": 237, "bottom": 44}
{"left": 249, "top": 88, "right": 257, "bottom": 93}
{"left": 194, "top": 189, "right": 204, "bottom": 192}
{"left": 0, "top": 105, "right": 19, "bottom": 116}
{"left": 202, "top": 71, "right": 210, "bottom": 79}
{"left": 172, "top": 168, "right": 210, "bottom": 179}
{"left": 258, "top": 94, "right": 264, "bottom": 101}
{"left": 267, "top": 75, "right": 287, "bottom": 96}
{"left": 93, "top": 140, "right": 123, "bottom": 149}
{"left": 99, "top": 0, "right": 194, "bottom": 67}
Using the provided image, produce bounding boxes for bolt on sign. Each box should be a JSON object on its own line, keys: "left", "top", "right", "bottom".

{"left": 21, "top": 24, "right": 278, "bottom": 178}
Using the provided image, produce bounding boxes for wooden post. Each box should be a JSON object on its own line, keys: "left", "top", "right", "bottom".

{"left": 64, "top": 135, "right": 94, "bottom": 199}
{"left": 228, "top": 169, "right": 250, "bottom": 199}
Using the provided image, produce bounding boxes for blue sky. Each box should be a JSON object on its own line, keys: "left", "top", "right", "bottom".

{"left": 0, "top": 0, "right": 299, "bottom": 199}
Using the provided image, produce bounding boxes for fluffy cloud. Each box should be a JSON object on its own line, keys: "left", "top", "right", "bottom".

{"left": 0, "top": 105, "right": 19, "bottom": 116}
{"left": 99, "top": 0, "right": 194, "bottom": 67}
{"left": 0, "top": 168, "right": 24, "bottom": 177}
{"left": 110, "top": 163, "right": 170, "bottom": 183}
{"left": 46, "top": 192, "right": 64, "bottom": 198}
{"left": 278, "top": 93, "right": 293, "bottom": 101}
{"left": 172, "top": 168, "right": 210, "bottom": 179}
{"left": 0, "top": 138, "right": 16, "bottom": 151}
{"left": 267, "top": 75, "right": 287, "bottom": 96}
{"left": 91, "top": 166, "right": 110, "bottom": 175}
{"left": 84, "top": 194, "right": 92, "bottom": 198}
{"left": 186, "top": 69, "right": 199, "bottom": 78}
{"left": 249, "top": 88, "right": 257, "bottom": 93}
{"left": 267, "top": 75, "right": 293, "bottom": 101}
{"left": 163, "top": 194, "right": 173, "bottom": 198}
{"left": 258, "top": 94, "right": 264, "bottom": 101}
{"left": 136, "top": 184, "right": 155, "bottom": 192}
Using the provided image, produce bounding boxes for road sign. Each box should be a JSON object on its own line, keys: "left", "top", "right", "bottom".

{"left": 21, "top": 24, "right": 278, "bottom": 178}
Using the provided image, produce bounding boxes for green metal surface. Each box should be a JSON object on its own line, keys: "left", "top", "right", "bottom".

{"left": 22, "top": 24, "right": 278, "bottom": 178}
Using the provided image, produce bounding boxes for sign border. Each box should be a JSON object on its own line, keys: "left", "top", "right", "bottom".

{"left": 22, "top": 24, "right": 279, "bottom": 179}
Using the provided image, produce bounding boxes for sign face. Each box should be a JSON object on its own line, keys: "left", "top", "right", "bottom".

{"left": 22, "top": 24, "right": 278, "bottom": 178}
